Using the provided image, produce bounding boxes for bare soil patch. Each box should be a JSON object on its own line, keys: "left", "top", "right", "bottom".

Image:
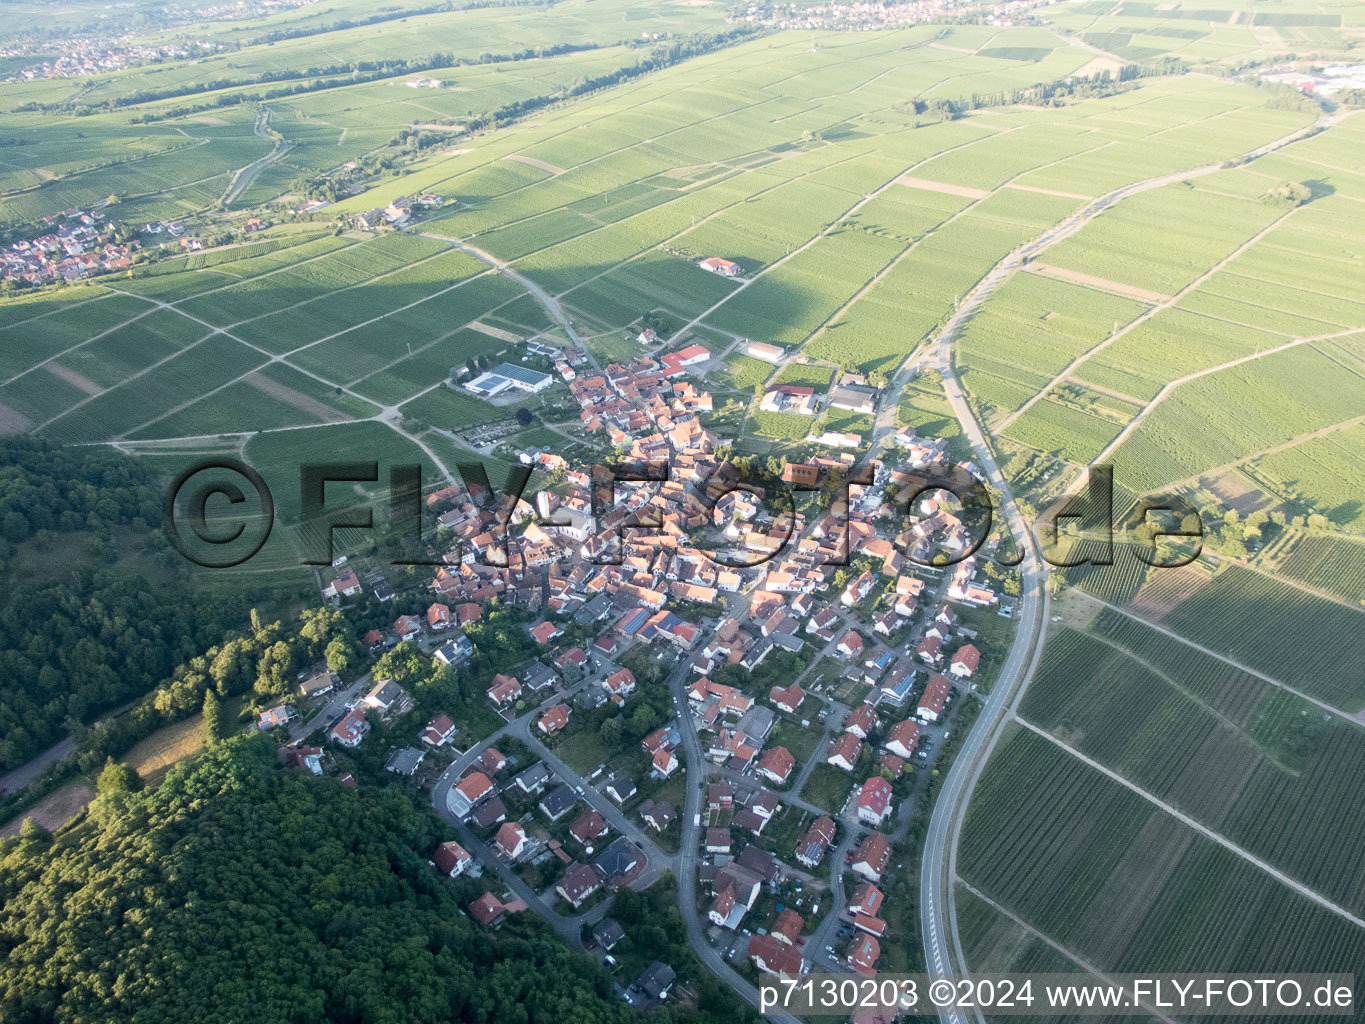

{"left": 468, "top": 320, "right": 522, "bottom": 343}
{"left": 246, "top": 372, "right": 350, "bottom": 423}
{"left": 1202, "top": 468, "right": 1277, "bottom": 516}
{"left": 504, "top": 153, "right": 565, "bottom": 175}
{"left": 1003, "top": 183, "right": 1091, "bottom": 201}
{"left": 1028, "top": 263, "right": 1171, "bottom": 304}
{"left": 0, "top": 402, "right": 32, "bottom": 434}
{"left": 1, "top": 782, "right": 95, "bottom": 837}
{"left": 896, "top": 175, "right": 989, "bottom": 199}
{"left": 1127, "top": 566, "right": 1211, "bottom": 622}
{"left": 46, "top": 362, "right": 101, "bottom": 395}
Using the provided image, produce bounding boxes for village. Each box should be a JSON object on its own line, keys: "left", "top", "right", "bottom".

{"left": 248, "top": 306, "right": 1017, "bottom": 1018}
{"left": 0, "top": 208, "right": 139, "bottom": 286}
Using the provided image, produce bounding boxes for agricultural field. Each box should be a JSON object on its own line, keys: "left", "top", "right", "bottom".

{"left": 960, "top": 725, "right": 1365, "bottom": 979}
{"left": 1021, "top": 625, "right": 1365, "bottom": 915}
{"left": 1259, "top": 530, "right": 1365, "bottom": 605}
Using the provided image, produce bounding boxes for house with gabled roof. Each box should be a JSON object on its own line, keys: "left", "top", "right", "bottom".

{"left": 420, "top": 713, "right": 457, "bottom": 747}
{"left": 434, "top": 840, "right": 472, "bottom": 877}
{"left": 918, "top": 673, "right": 951, "bottom": 722}
{"left": 556, "top": 862, "right": 602, "bottom": 909}
{"left": 857, "top": 777, "right": 893, "bottom": 826}
{"left": 827, "top": 730, "right": 862, "bottom": 771}
{"left": 794, "top": 815, "right": 836, "bottom": 867}
{"left": 486, "top": 673, "right": 522, "bottom": 705}
{"left": 756, "top": 746, "right": 795, "bottom": 785}
{"left": 494, "top": 821, "right": 530, "bottom": 861}
{"left": 950, "top": 643, "right": 980, "bottom": 678}
{"left": 449, "top": 771, "right": 494, "bottom": 817}
{"left": 852, "top": 831, "right": 891, "bottom": 882}
{"left": 537, "top": 703, "right": 571, "bottom": 736}
{"left": 885, "top": 719, "right": 921, "bottom": 759}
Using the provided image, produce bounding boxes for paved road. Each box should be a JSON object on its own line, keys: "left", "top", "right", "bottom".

{"left": 903, "top": 106, "right": 1333, "bottom": 1020}
{"left": 667, "top": 658, "right": 804, "bottom": 1024}
{"left": 289, "top": 676, "right": 369, "bottom": 744}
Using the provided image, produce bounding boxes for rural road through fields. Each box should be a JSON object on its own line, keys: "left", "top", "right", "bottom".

{"left": 222, "top": 107, "right": 293, "bottom": 207}
{"left": 902, "top": 104, "right": 1340, "bottom": 1021}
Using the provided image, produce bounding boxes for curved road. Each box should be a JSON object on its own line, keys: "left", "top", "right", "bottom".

{"left": 908, "top": 105, "right": 1335, "bottom": 1024}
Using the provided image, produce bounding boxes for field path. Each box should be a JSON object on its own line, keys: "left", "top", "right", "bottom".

{"left": 1000, "top": 106, "right": 1340, "bottom": 434}
{"left": 1085, "top": 324, "right": 1363, "bottom": 466}
{"left": 1071, "top": 590, "right": 1364, "bottom": 723}
{"left": 1014, "top": 716, "right": 1365, "bottom": 930}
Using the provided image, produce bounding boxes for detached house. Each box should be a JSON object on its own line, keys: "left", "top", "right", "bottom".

{"left": 851, "top": 831, "right": 891, "bottom": 882}
{"left": 950, "top": 643, "right": 980, "bottom": 679}
{"left": 794, "top": 815, "right": 836, "bottom": 868}
{"left": 857, "top": 777, "right": 893, "bottom": 827}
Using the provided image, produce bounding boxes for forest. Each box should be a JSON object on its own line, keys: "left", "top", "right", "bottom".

{"left": 0, "top": 737, "right": 742, "bottom": 1024}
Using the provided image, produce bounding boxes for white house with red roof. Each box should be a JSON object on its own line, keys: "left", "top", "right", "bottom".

{"left": 917, "top": 673, "right": 951, "bottom": 722}
{"left": 851, "top": 831, "right": 891, "bottom": 882}
{"left": 449, "top": 771, "right": 494, "bottom": 817}
{"left": 768, "top": 683, "right": 804, "bottom": 714}
{"left": 426, "top": 603, "right": 452, "bottom": 630}
{"left": 529, "top": 620, "right": 562, "bottom": 645}
{"left": 537, "top": 703, "right": 571, "bottom": 736}
{"left": 950, "top": 643, "right": 980, "bottom": 679}
{"left": 323, "top": 571, "right": 362, "bottom": 599}
{"left": 884, "top": 719, "right": 921, "bottom": 759}
{"left": 330, "top": 707, "right": 369, "bottom": 748}
{"left": 434, "top": 840, "right": 472, "bottom": 877}
{"left": 420, "top": 713, "right": 457, "bottom": 747}
{"left": 756, "top": 746, "right": 795, "bottom": 785}
{"left": 603, "top": 667, "right": 636, "bottom": 705}
{"left": 827, "top": 731, "right": 862, "bottom": 771}
{"left": 494, "top": 821, "right": 529, "bottom": 861}
{"left": 837, "top": 631, "right": 865, "bottom": 659}
{"left": 393, "top": 614, "right": 423, "bottom": 642}
{"left": 857, "top": 776, "right": 893, "bottom": 826}
{"left": 486, "top": 673, "right": 522, "bottom": 705}
{"left": 698, "top": 256, "right": 741, "bottom": 277}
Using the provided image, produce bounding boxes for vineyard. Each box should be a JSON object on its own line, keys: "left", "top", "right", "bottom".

{"left": 960, "top": 727, "right": 1365, "bottom": 978}
{"left": 1262, "top": 531, "right": 1365, "bottom": 605}
{"left": 1022, "top": 624, "right": 1365, "bottom": 916}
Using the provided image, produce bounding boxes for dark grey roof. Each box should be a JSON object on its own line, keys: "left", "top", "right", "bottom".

{"left": 539, "top": 783, "right": 577, "bottom": 820}
{"left": 638, "top": 962, "right": 675, "bottom": 999}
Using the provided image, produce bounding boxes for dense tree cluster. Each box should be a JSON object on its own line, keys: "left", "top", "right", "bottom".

{"left": 0, "top": 738, "right": 703, "bottom": 1024}
{"left": 0, "top": 439, "right": 263, "bottom": 771}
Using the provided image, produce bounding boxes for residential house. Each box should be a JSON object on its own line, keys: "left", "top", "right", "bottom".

{"left": 449, "top": 771, "right": 494, "bottom": 817}
{"left": 434, "top": 840, "right": 471, "bottom": 877}
{"left": 950, "top": 643, "right": 980, "bottom": 679}
{"left": 851, "top": 832, "right": 891, "bottom": 882}
{"left": 556, "top": 862, "right": 602, "bottom": 909}
{"left": 794, "top": 815, "right": 837, "bottom": 868}
{"left": 420, "top": 713, "right": 457, "bottom": 747}
{"left": 884, "top": 719, "right": 921, "bottom": 759}
{"left": 826, "top": 731, "right": 863, "bottom": 771}
{"left": 769, "top": 683, "right": 804, "bottom": 715}
{"left": 330, "top": 708, "right": 369, "bottom": 748}
{"left": 918, "top": 674, "right": 951, "bottom": 723}
{"left": 494, "top": 821, "right": 530, "bottom": 861}
{"left": 537, "top": 703, "right": 571, "bottom": 736}
{"left": 857, "top": 777, "right": 893, "bottom": 826}
{"left": 757, "top": 746, "right": 795, "bottom": 785}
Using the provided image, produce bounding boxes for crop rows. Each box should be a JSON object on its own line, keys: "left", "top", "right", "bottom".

{"left": 961, "top": 727, "right": 1365, "bottom": 978}
{"left": 1142, "top": 564, "right": 1365, "bottom": 711}
{"left": 1269, "top": 532, "right": 1365, "bottom": 605}
{"left": 1112, "top": 344, "right": 1365, "bottom": 492}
